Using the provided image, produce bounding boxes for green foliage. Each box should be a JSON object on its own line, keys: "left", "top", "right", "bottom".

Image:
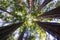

{"left": 0, "top": 0, "right": 47, "bottom": 40}
{"left": 0, "top": 0, "right": 59, "bottom": 40}
{"left": 56, "top": 1, "right": 60, "bottom": 7}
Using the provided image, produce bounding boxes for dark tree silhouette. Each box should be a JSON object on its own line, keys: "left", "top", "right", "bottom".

{"left": 36, "top": 21, "right": 60, "bottom": 40}
{"left": 38, "top": 6, "right": 60, "bottom": 18}
{"left": 0, "top": 22, "right": 23, "bottom": 40}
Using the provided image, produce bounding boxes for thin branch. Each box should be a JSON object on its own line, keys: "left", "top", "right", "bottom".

{"left": 0, "top": 8, "right": 23, "bottom": 20}
{"left": 0, "top": 8, "right": 10, "bottom": 13}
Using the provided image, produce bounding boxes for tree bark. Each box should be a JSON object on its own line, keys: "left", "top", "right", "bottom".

{"left": 36, "top": 21, "right": 60, "bottom": 39}
{"left": 38, "top": 6, "right": 60, "bottom": 18}
{"left": 27, "top": 0, "right": 34, "bottom": 13}
{"left": 0, "top": 22, "right": 23, "bottom": 40}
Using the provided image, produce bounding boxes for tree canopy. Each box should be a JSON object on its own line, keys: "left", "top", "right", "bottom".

{"left": 0, "top": 0, "right": 60, "bottom": 40}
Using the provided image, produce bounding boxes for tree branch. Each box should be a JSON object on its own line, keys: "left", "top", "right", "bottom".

{"left": 0, "top": 8, "right": 10, "bottom": 13}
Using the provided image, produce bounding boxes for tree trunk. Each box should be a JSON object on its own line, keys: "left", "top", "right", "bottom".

{"left": 36, "top": 0, "right": 52, "bottom": 13}
{"left": 38, "top": 6, "right": 60, "bottom": 18}
{"left": 0, "top": 22, "right": 23, "bottom": 40}
{"left": 36, "top": 21, "right": 60, "bottom": 39}
{"left": 27, "top": 0, "right": 34, "bottom": 13}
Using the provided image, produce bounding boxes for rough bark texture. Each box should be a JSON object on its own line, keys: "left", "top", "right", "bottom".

{"left": 36, "top": 0, "right": 52, "bottom": 13}
{"left": 38, "top": 6, "right": 60, "bottom": 18}
{"left": 36, "top": 21, "right": 60, "bottom": 39}
{"left": 0, "top": 22, "right": 23, "bottom": 40}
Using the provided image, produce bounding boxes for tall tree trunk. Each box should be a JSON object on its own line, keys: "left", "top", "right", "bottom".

{"left": 36, "top": 0, "right": 52, "bottom": 13}
{"left": 0, "top": 22, "right": 23, "bottom": 40}
{"left": 36, "top": 21, "right": 60, "bottom": 39}
{"left": 37, "top": 6, "right": 60, "bottom": 18}
{"left": 27, "top": 0, "right": 34, "bottom": 13}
